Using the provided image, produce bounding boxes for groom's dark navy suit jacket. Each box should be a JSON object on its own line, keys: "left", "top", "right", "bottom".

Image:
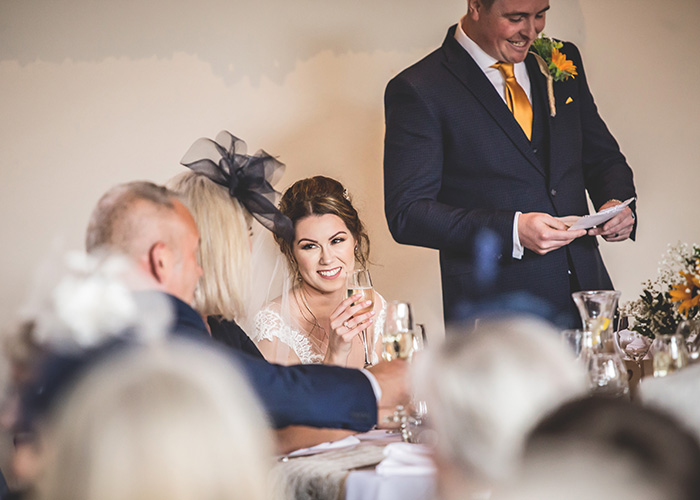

{"left": 384, "top": 26, "right": 636, "bottom": 321}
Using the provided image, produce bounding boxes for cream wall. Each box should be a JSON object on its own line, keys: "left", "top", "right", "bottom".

{"left": 1, "top": 0, "right": 699, "bottom": 341}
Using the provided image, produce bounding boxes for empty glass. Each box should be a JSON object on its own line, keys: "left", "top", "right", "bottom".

{"left": 561, "top": 328, "right": 594, "bottom": 363}
{"left": 586, "top": 353, "right": 630, "bottom": 399}
{"left": 651, "top": 333, "right": 689, "bottom": 377}
{"left": 676, "top": 319, "right": 700, "bottom": 362}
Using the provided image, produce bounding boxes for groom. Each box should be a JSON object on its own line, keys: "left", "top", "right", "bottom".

{"left": 383, "top": 0, "right": 637, "bottom": 324}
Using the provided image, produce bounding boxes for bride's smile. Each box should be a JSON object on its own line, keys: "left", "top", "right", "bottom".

{"left": 293, "top": 213, "right": 356, "bottom": 295}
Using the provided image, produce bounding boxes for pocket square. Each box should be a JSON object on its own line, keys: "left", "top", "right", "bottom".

{"left": 565, "top": 97, "right": 574, "bottom": 104}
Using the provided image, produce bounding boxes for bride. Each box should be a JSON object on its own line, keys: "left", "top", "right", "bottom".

{"left": 253, "top": 176, "right": 385, "bottom": 368}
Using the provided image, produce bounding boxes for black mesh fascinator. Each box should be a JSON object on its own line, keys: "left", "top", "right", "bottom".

{"left": 180, "top": 131, "right": 294, "bottom": 243}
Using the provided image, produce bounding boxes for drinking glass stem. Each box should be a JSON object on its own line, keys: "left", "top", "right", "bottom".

{"left": 361, "top": 329, "right": 372, "bottom": 367}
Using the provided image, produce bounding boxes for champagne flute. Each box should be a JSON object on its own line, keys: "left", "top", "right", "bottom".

{"left": 382, "top": 300, "right": 416, "bottom": 361}
{"left": 382, "top": 301, "right": 423, "bottom": 441}
{"left": 346, "top": 269, "right": 375, "bottom": 367}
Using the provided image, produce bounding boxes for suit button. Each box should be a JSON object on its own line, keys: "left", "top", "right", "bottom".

{"left": 533, "top": 148, "right": 538, "bottom": 154}
{"left": 550, "top": 189, "right": 557, "bottom": 197}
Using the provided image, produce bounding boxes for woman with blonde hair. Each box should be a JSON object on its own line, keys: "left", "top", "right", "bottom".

{"left": 253, "top": 176, "right": 385, "bottom": 368}
{"left": 167, "top": 131, "right": 294, "bottom": 357}
{"left": 33, "top": 339, "right": 273, "bottom": 500}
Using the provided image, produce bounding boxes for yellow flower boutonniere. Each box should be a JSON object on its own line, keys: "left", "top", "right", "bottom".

{"left": 528, "top": 33, "right": 578, "bottom": 117}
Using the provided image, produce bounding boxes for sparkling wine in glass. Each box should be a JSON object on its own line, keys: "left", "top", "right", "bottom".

{"left": 382, "top": 301, "right": 415, "bottom": 361}
{"left": 346, "top": 269, "right": 375, "bottom": 367}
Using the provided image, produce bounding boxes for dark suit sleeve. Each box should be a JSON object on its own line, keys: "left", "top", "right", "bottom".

{"left": 383, "top": 74, "right": 515, "bottom": 256}
{"left": 232, "top": 351, "right": 377, "bottom": 431}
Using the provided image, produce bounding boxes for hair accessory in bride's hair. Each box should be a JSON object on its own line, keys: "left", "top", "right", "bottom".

{"left": 342, "top": 188, "right": 350, "bottom": 201}
{"left": 180, "top": 131, "right": 294, "bottom": 243}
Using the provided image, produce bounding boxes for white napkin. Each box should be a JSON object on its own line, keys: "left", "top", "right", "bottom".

{"left": 285, "top": 435, "right": 361, "bottom": 458}
{"left": 375, "top": 442, "right": 436, "bottom": 476}
{"left": 617, "top": 329, "right": 652, "bottom": 359}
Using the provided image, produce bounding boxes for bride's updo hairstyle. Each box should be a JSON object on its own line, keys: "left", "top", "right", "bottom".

{"left": 276, "top": 176, "right": 370, "bottom": 278}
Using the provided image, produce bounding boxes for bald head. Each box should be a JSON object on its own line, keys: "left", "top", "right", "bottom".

{"left": 85, "top": 181, "right": 202, "bottom": 303}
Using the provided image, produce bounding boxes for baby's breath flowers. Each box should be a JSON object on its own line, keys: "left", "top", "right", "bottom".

{"left": 621, "top": 243, "right": 700, "bottom": 339}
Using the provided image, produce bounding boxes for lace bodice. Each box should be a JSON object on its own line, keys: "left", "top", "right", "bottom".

{"left": 253, "top": 294, "right": 386, "bottom": 365}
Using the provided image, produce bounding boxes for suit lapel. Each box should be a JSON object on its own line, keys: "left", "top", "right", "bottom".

{"left": 526, "top": 52, "right": 551, "bottom": 178}
{"left": 440, "top": 29, "right": 545, "bottom": 177}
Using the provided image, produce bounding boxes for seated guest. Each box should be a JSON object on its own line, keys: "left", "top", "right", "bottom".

{"left": 1, "top": 321, "right": 43, "bottom": 497}
{"left": 33, "top": 340, "right": 273, "bottom": 500}
{"left": 254, "top": 176, "right": 384, "bottom": 368}
{"left": 413, "top": 317, "right": 586, "bottom": 500}
{"left": 637, "top": 362, "right": 700, "bottom": 442}
{"left": 4, "top": 253, "right": 175, "bottom": 498}
{"left": 167, "top": 132, "right": 278, "bottom": 358}
{"left": 83, "top": 179, "right": 408, "bottom": 430}
{"left": 503, "top": 397, "right": 700, "bottom": 500}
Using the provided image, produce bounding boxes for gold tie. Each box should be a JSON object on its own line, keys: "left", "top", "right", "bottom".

{"left": 492, "top": 62, "right": 533, "bottom": 140}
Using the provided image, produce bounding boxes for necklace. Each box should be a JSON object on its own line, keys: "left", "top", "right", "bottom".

{"left": 294, "top": 287, "right": 329, "bottom": 345}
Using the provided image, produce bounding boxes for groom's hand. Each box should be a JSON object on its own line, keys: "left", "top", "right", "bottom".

{"left": 519, "top": 212, "right": 587, "bottom": 255}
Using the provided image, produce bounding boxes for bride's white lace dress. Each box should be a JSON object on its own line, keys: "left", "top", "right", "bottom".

{"left": 253, "top": 293, "right": 386, "bottom": 366}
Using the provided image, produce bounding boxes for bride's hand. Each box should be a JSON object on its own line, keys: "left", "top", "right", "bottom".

{"left": 325, "top": 293, "right": 375, "bottom": 365}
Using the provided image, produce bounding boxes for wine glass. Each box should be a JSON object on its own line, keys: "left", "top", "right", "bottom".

{"left": 586, "top": 353, "right": 630, "bottom": 399}
{"left": 382, "top": 301, "right": 423, "bottom": 441}
{"left": 651, "top": 333, "right": 689, "bottom": 377}
{"left": 346, "top": 268, "right": 375, "bottom": 368}
{"left": 381, "top": 300, "right": 416, "bottom": 361}
{"left": 614, "top": 318, "right": 652, "bottom": 375}
{"left": 677, "top": 319, "right": 700, "bottom": 361}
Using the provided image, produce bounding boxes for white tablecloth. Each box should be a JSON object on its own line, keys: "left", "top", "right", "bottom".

{"left": 345, "top": 469, "right": 436, "bottom": 500}
{"left": 272, "top": 430, "right": 436, "bottom": 500}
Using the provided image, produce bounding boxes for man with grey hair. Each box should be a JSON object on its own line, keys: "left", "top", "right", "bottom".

{"left": 83, "top": 180, "right": 408, "bottom": 431}
{"left": 414, "top": 317, "right": 586, "bottom": 499}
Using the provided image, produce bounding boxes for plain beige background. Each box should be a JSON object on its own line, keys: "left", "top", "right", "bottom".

{"left": 2, "top": 0, "right": 699, "bottom": 341}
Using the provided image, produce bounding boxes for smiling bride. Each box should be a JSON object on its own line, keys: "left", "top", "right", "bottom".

{"left": 253, "top": 176, "right": 385, "bottom": 368}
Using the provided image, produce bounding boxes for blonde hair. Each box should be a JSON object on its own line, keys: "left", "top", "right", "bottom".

{"left": 167, "top": 171, "right": 251, "bottom": 321}
{"left": 34, "top": 339, "right": 273, "bottom": 500}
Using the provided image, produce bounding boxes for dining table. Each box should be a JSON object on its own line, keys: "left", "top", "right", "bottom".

{"left": 271, "top": 428, "right": 437, "bottom": 500}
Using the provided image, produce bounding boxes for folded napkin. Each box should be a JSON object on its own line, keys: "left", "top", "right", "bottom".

{"left": 375, "top": 442, "right": 436, "bottom": 476}
{"left": 617, "top": 329, "right": 652, "bottom": 359}
{"left": 285, "top": 435, "right": 361, "bottom": 458}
